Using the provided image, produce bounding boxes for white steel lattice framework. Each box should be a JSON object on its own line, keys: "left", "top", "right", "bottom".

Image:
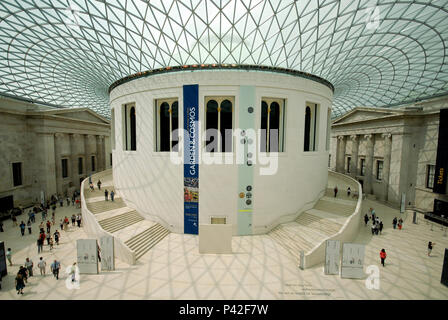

{"left": 0, "top": 0, "right": 447, "bottom": 118}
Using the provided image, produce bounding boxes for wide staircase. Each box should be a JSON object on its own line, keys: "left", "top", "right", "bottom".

{"left": 268, "top": 188, "right": 357, "bottom": 265}
{"left": 83, "top": 174, "right": 170, "bottom": 262}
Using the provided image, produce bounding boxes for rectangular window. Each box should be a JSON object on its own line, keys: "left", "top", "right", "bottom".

{"left": 426, "top": 164, "right": 435, "bottom": 189}
{"left": 12, "top": 162, "right": 22, "bottom": 187}
{"left": 360, "top": 159, "right": 366, "bottom": 176}
{"left": 155, "top": 99, "right": 179, "bottom": 152}
{"left": 210, "top": 217, "right": 227, "bottom": 224}
{"left": 326, "top": 108, "right": 331, "bottom": 151}
{"left": 111, "top": 108, "right": 115, "bottom": 150}
{"left": 304, "top": 102, "right": 319, "bottom": 152}
{"left": 78, "top": 157, "right": 83, "bottom": 174}
{"left": 91, "top": 156, "right": 95, "bottom": 172}
{"left": 261, "top": 98, "right": 286, "bottom": 152}
{"left": 62, "top": 159, "right": 68, "bottom": 178}
{"left": 205, "top": 97, "right": 234, "bottom": 152}
{"left": 376, "top": 160, "right": 383, "bottom": 180}
{"left": 347, "top": 156, "right": 351, "bottom": 173}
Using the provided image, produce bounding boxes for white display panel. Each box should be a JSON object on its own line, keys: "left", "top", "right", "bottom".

{"left": 341, "top": 243, "right": 365, "bottom": 279}
{"left": 77, "top": 239, "right": 98, "bottom": 274}
{"left": 324, "top": 240, "right": 341, "bottom": 275}
{"left": 100, "top": 236, "right": 115, "bottom": 271}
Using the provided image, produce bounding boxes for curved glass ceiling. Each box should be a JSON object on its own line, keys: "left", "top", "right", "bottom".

{"left": 0, "top": 0, "right": 447, "bottom": 118}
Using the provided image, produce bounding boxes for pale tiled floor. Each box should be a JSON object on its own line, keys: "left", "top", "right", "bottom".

{"left": 0, "top": 198, "right": 447, "bottom": 300}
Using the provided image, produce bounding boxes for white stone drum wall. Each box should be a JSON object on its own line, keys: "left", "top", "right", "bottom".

{"left": 110, "top": 71, "right": 333, "bottom": 234}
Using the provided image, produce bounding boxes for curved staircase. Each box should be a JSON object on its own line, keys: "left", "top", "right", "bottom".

{"left": 83, "top": 174, "right": 170, "bottom": 263}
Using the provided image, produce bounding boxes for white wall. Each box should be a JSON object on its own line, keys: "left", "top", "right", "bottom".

{"left": 110, "top": 70, "right": 333, "bottom": 234}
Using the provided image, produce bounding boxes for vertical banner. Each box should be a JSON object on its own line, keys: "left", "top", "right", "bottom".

{"left": 237, "top": 86, "right": 256, "bottom": 235}
{"left": 341, "top": 243, "right": 365, "bottom": 279}
{"left": 183, "top": 84, "right": 199, "bottom": 235}
{"left": 99, "top": 236, "right": 114, "bottom": 271}
{"left": 0, "top": 241, "right": 7, "bottom": 277}
{"left": 76, "top": 239, "right": 98, "bottom": 274}
{"left": 441, "top": 248, "right": 448, "bottom": 287}
{"left": 324, "top": 240, "right": 341, "bottom": 275}
{"left": 434, "top": 109, "right": 448, "bottom": 193}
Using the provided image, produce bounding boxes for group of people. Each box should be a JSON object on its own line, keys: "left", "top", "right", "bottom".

{"left": 104, "top": 189, "right": 115, "bottom": 201}
{"left": 363, "top": 208, "right": 384, "bottom": 235}
{"left": 13, "top": 257, "right": 64, "bottom": 295}
{"left": 89, "top": 177, "right": 102, "bottom": 191}
{"left": 333, "top": 185, "right": 358, "bottom": 199}
{"left": 392, "top": 217, "right": 403, "bottom": 230}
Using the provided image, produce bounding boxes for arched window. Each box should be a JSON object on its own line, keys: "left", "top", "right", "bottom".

{"left": 130, "top": 107, "right": 136, "bottom": 151}
{"left": 304, "top": 103, "right": 319, "bottom": 152}
{"left": 155, "top": 99, "right": 179, "bottom": 152}
{"left": 123, "top": 103, "right": 137, "bottom": 151}
{"left": 260, "top": 98, "right": 285, "bottom": 152}
{"left": 205, "top": 97, "right": 234, "bottom": 152}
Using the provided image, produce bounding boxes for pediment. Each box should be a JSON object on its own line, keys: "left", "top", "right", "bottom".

{"left": 48, "top": 108, "right": 109, "bottom": 124}
{"left": 333, "top": 108, "right": 402, "bottom": 125}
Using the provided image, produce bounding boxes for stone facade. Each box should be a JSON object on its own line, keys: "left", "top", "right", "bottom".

{"left": 330, "top": 95, "right": 448, "bottom": 211}
{"left": 0, "top": 96, "right": 111, "bottom": 209}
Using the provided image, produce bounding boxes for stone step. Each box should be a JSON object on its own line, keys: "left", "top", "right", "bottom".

{"left": 87, "top": 198, "right": 127, "bottom": 214}
{"left": 296, "top": 212, "right": 342, "bottom": 236}
{"left": 98, "top": 210, "right": 144, "bottom": 233}
{"left": 124, "top": 224, "right": 170, "bottom": 260}
{"left": 313, "top": 199, "right": 354, "bottom": 217}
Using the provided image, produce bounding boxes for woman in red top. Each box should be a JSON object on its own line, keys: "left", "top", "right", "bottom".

{"left": 380, "top": 249, "right": 387, "bottom": 267}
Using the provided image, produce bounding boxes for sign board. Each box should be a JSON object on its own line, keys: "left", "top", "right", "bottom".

{"left": 99, "top": 236, "right": 115, "bottom": 271}
{"left": 0, "top": 242, "right": 7, "bottom": 277}
{"left": 441, "top": 248, "right": 448, "bottom": 287}
{"left": 434, "top": 109, "right": 448, "bottom": 194}
{"left": 183, "top": 84, "right": 199, "bottom": 235}
{"left": 341, "top": 243, "right": 365, "bottom": 279}
{"left": 76, "top": 239, "right": 98, "bottom": 274}
{"left": 324, "top": 240, "right": 341, "bottom": 275}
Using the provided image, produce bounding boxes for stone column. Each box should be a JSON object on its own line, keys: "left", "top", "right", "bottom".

{"left": 350, "top": 135, "right": 359, "bottom": 178}
{"left": 96, "top": 135, "right": 105, "bottom": 172}
{"left": 54, "top": 133, "right": 64, "bottom": 195}
{"left": 84, "top": 135, "right": 93, "bottom": 174}
{"left": 364, "top": 134, "right": 374, "bottom": 194}
{"left": 382, "top": 133, "right": 392, "bottom": 201}
{"left": 70, "top": 134, "right": 82, "bottom": 186}
{"left": 336, "top": 135, "right": 346, "bottom": 173}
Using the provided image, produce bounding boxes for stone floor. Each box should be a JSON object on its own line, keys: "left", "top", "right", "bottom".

{"left": 0, "top": 198, "right": 447, "bottom": 300}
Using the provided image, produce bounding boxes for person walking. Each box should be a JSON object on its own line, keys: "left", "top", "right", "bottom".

{"left": 104, "top": 189, "right": 109, "bottom": 201}
{"left": 27, "top": 220, "right": 32, "bottom": 234}
{"left": 71, "top": 214, "right": 76, "bottom": 226}
{"left": 70, "top": 262, "right": 77, "bottom": 282}
{"left": 37, "top": 236, "right": 44, "bottom": 254}
{"left": 46, "top": 231, "right": 51, "bottom": 245}
{"left": 428, "top": 241, "right": 435, "bottom": 256}
{"left": 110, "top": 190, "right": 115, "bottom": 202}
{"left": 30, "top": 211, "right": 35, "bottom": 223}
{"left": 50, "top": 260, "right": 60, "bottom": 280}
{"left": 59, "top": 219, "right": 64, "bottom": 231}
{"left": 49, "top": 237, "right": 54, "bottom": 251}
{"left": 371, "top": 223, "right": 376, "bottom": 235}
{"left": 380, "top": 249, "right": 387, "bottom": 267}
{"left": 66, "top": 197, "right": 70, "bottom": 206}
{"left": 392, "top": 217, "right": 397, "bottom": 229}
{"left": 38, "top": 257, "right": 46, "bottom": 276}
{"left": 54, "top": 230, "right": 60, "bottom": 245}
{"left": 15, "top": 272, "right": 25, "bottom": 295}
{"left": 379, "top": 220, "right": 384, "bottom": 235}
{"left": 24, "top": 258, "right": 33, "bottom": 277}
{"left": 19, "top": 221, "right": 26, "bottom": 236}
{"left": 46, "top": 220, "right": 51, "bottom": 233}
{"left": 6, "top": 248, "right": 12, "bottom": 266}
{"left": 364, "top": 213, "right": 369, "bottom": 226}
{"left": 64, "top": 216, "right": 69, "bottom": 230}
{"left": 398, "top": 218, "right": 403, "bottom": 230}
{"left": 97, "top": 179, "right": 102, "bottom": 190}
{"left": 347, "top": 187, "right": 351, "bottom": 198}
{"left": 19, "top": 265, "right": 28, "bottom": 283}
{"left": 89, "top": 182, "right": 94, "bottom": 191}
{"left": 334, "top": 186, "right": 338, "bottom": 197}
{"left": 11, "top": 213, "right": 18, "bottom": 227}
{"left": 76, "top": 214, "right": 82, "bottom": 227}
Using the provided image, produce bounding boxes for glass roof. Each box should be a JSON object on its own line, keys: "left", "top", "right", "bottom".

{"left": 0, "top": 0, "right": 447, "bottom": 118}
